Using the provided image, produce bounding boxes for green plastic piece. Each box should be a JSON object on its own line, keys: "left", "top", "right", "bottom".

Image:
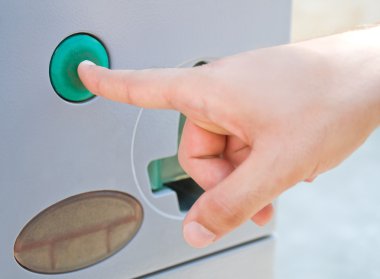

{"left": 49, "top": 34, "right": 109, "bottom": 102}
{"left": 148, "top": 114, "right": 188, "bottom": 191}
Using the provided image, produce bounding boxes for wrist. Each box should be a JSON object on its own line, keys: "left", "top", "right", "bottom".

{"left": 337, "top": 26, "right": 380, "bottom": 127}
{"left": 301, "top": 26, "right": 380, "bottom": 128}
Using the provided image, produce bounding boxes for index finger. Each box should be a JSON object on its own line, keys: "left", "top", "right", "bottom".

{"left": 77, "top": 60, "right": 202, "bottom": 110}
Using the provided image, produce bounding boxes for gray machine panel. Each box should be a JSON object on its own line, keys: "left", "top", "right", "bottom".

{"left": 0, "top": 1, "right": 290, "bottom": 278}
{"left": 146, "top": 237, "right": 274, "bottom": 279}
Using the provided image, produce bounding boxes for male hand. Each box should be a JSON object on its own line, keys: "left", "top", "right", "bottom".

{"left": 78, "top": 26, "right": 380, "bottom": 248}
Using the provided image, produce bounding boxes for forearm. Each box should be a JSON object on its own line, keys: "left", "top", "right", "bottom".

{"left": 299, "top": 25, "right": 380, "bottom": 128}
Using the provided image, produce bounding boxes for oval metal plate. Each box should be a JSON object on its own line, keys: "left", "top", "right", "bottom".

{"left": 14, "top": 191, "right": 143, "bottom": 274}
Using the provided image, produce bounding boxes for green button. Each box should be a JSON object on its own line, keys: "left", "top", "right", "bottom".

{"left": 49, "top": 33, "right": 110, "bottom": 103}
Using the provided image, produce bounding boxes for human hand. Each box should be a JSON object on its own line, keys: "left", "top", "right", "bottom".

{"left": 78, "top": 26, "right": 380, "bottom": 248}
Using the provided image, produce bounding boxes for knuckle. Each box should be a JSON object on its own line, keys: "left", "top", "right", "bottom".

{"left": 122, "top": 75, "right": 134, "bottom": 104}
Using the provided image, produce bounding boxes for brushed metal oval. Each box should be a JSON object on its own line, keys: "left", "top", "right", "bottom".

{"left": 14, "top": 191, "right": 143, "bottom": 274}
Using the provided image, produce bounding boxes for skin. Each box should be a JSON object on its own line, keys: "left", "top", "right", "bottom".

{"left": 78, "top": 26, "right": 380, "bottom": 248}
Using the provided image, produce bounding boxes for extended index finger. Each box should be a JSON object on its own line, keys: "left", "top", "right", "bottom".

{"left": 77, "top": 61, "right": 203, "bottom": 110}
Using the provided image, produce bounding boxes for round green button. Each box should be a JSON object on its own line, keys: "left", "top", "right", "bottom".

{"left": 49, "top": 33, "right": 110, "bottom": 103}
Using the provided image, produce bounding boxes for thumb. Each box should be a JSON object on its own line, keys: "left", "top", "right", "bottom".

{"left": 77, "top": 60, "right": 203, "bottom": 110}
{"left": 183, "top": 150, "right": 279, "bottom": 248}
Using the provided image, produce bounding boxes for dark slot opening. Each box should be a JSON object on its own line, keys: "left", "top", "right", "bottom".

{"left": 165, "top": 178, "right": 204, "bottom": 212}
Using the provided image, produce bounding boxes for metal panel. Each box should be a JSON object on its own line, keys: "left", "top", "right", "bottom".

{"left": 0, "top": 1, "right": 290, "bottom": 278}
{"left": 146, "top": 237, "right": 274, "bottom": 279}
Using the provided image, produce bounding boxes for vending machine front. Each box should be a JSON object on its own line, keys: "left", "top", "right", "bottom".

{"left": 0, "top": 1, "right": 291, "bottom": 278}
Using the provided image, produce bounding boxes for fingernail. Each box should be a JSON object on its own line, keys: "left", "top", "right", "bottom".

{"left": 183, "top": 222, "right": 216, "bottom": 248}
{"left": 80, "top": 60, "right": 96, "bottom": 67}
